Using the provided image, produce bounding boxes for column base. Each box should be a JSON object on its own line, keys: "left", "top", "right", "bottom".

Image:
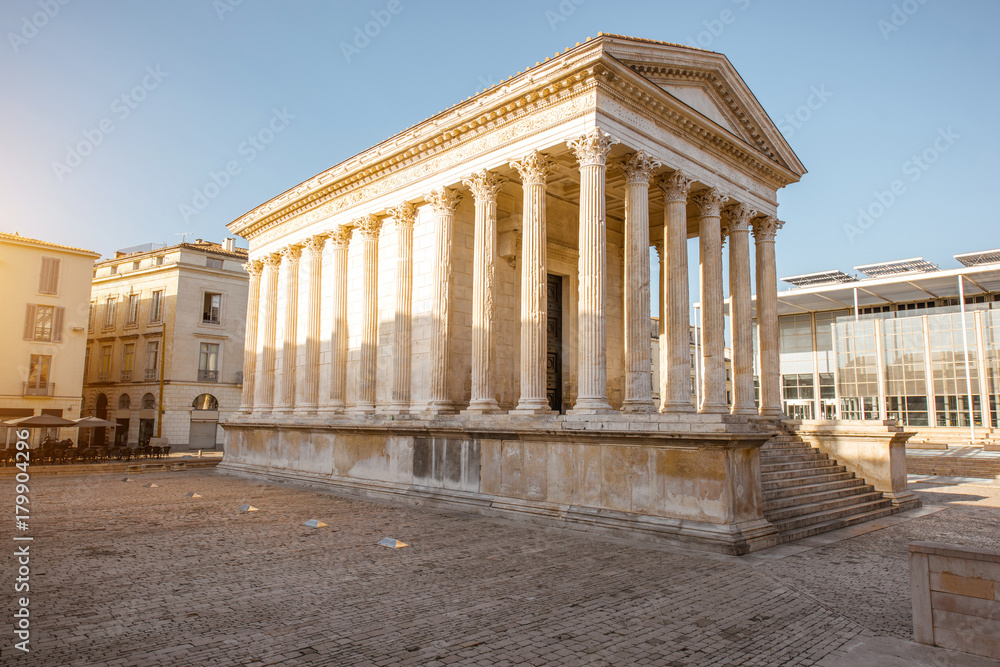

{"left": 293, "top": 404, "right": 318, "bottom": 416}
{"left": 661, "top": 402, "right": 695, "bottom": 413}
{"left": 759, "top": 407, "right": 784, "bottom": 417}
{"left": 621, "top": 400, "right": 656, "bottom": 414}
{"left": 272, "top": 406, "right": 295, "bottom": 415}
{"left": 348, "top": 403, "right": 375, "bottom": 415}
{"left": 317, "top": 404, "right": 345, "bottom": 416}
{"left": 699, "top": 403, "right": 730, "bottom": 415}
{"left": 730, "top": 406, "right": 758, "bottom": 416}
{"left": 424, "top": 401, "right": 457, "bottom": 416}
{"left": 462, "top": 399, "right": 503, "bottom": 415}
{"left": 511, "top": 398, "right": 553, "bottom": 416}
{"left": 382, "top": 403, "right": 411, "bottom": 416}
{"left": 568, "top": 398, "right": 614, "bottom": 415}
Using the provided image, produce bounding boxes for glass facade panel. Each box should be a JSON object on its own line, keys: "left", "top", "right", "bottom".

{"left": 928, "top": 311, "right": 982, "bottom": 426}
{"left": 986, "top": 310, "right": 1000, "bottom": 428}
{"left": 882, "top": 317, "right": 928, "bottom": 426}
{"left": 779, "top": 314, "right": 814, "bottom": 413}
{"left": 836, "top": 319, "right": 880, "bottom": 419}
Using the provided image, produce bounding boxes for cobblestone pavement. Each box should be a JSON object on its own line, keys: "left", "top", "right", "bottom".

{"left": 1, "top": 471, "right": 997, "bottom": 666}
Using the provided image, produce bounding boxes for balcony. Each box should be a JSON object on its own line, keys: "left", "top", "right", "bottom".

{"left": 144, "top": 368, "right": 158, "bottom": 381}
{"left": 23, "top": 382, "right": 54, "bottom": 397}
{"left": 97, "top": 372, "right": 110, "bottom": 382}
{"left": 120, "top": 370, "right": 132, "bottom": 382}
{"left": 197, "top": 370, "right": 219, "bottom": 383}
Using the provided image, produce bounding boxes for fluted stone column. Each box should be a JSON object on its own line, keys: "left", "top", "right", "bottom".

{"left": 240, "top": 260, "right": 263, "bottom": 413}
{"left": 463, "top": 170, "right": 506, "bottom": 414}
{"left": 510, "top": 151, "right": 552, "bottom": 414}
{"left": 353, "top": 214, "right": 382, "bottom": 414}
{"left": 693, "top": 187, "right": 729, "bottom": 414}
{"left": 327, "top": 225, "right": 354, "bottom": 412}
{"left": 297, "top": 234, "right": 326, "bottom": 413}
{"left": 753, "top": 215, "right": 785, "bottom": 417}
{"left": 425, "top": 188, "right": 462, "bottom": 415}
{"left": 275, "top": 244, "right": 302, "bottom": 413}
{"left": 724, "top": 203, "right": 757, "bottom": 415}
{"left": 254, "top": 253, "right": 281, "bottom": 413}
{"left": 388, "top": 202, "right": 417, "bottom": 414}
{"left": 618, "top": 151, "right": 660, "bottom": 412}
{"left": 657, "top": 171, "right": 694, "bottom": 412}
{"left": 654, "top": 245, "right": 666, "bottom": 405}
{"left": 568, "top": 129, "right": 616, "bottom": 413}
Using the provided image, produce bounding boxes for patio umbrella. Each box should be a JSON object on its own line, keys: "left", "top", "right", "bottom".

{"left": 73, "top": 417, "right": 118, "bottom": 428}
{"left": 3, "top": 414, "right": 80, "bottom": 448}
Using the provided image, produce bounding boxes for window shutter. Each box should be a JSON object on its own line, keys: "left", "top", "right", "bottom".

{"left": 53, "top": 307, "right": 65, "bottom": 343}
{"left": 24, "top": 304, "right": 36, "bottom": 340}
{"left": 39, "top": 258, "right": 60, "bottom": 294}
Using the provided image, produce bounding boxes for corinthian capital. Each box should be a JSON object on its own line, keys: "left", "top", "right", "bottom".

{"left": 722, "top": 202, "right": 757, "bottom": 233}
{"left": 567, "top": 128, "right": 617, "bottom": 167}
{"left": 262, "top": 252, "right": 283, "bottom": 270}
{"left": 509, "top": 150, "right": 551, "bottom": 186}
{"left": 617, "top": 150, "right": 662, "bottom": 185}
{"left": 304, "top": 234, "right": 327, "bottom": 258}
{"left": 426, "top": 187, "right": 463, "bottom": 215}
{"left": 328, "top": 224, "right": 355, "bottom": 249}
{"left": 692, "top": 187, "right": 729, "bottom": 217}
{"left": 243, "top": 259, "right": 263, "bottom": 277}
{"left": 751, "top": 215, "right": 785, "bottom": 243}
{"left": 462, "top": 170, "right": 507, "bottom": 202}
{"left": 280, "top": 244, "right": 303, "bottom": 264}
{"left": 388, "top": 202, "right": 418, "bottom": 230}
{"left": 657, "top": 170, "right": 692, "bottom": 203}
{"left": 355, "top": 214, "right": 383, "bottom": 239}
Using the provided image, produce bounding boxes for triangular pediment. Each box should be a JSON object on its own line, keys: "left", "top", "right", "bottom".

{"left": 654, "top": 80, "right": 749, "bottom": 140}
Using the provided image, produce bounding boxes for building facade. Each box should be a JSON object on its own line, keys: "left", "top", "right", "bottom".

{"left": 82, "top": 240, "right": 248, "bottom": 450}
{"left": 770, "top": 252, "right": 1000, "bottom": 444}
{"left": 219, "top": 35, "right": 914, "bottom": 553}
{"left": 0, "top": 233, "right": 100, "bottom": 445}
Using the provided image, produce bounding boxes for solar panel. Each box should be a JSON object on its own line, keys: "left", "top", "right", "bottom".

{"left": 781, "top": 270, "right": 857, "bottom": 288}
{"left": 954, "top": 249, "right": 1000, "bottom": 267}
{"left": 854, "top": 257, "right": 938, "bottom": 278}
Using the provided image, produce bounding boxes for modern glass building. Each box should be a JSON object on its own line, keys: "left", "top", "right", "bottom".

{"left": 766, "top": 251, "right": 1000, "bottom": 440}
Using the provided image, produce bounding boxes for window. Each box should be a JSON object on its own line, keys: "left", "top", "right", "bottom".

{"left": 202, "top": 292, "right": 222, "bottom": 324}
{"left": 142, "top": 393, "right": 155, "bottom": 410}
{"left": 110, "top": 265, "right": 118, "bottom": 275}
{"left": 23, "top": 304, "right": 64, "bottom": 342}
{"left": 150, "top": 290, "right": 163, "bottom": 323}
{"left": 104, "top": 296, "right": 117, "bottom": 329}
{"left": 155, "top": 256, "right": 164, "bottom": 266}
{"left": 38, "top": 257, "right": 60, "bottom": 294}
{"left": 206, "top": 257, "right": 223, "bottom": 270}
{"left": 83, "top": 346, "right": 91, "bottom": 382}
{"left": 88, "top": 302, "right": 95, "bottom": 333}
{"left": 132, "top": 261, "right": 140, "bottom": 271}
{"left": 99, "top": 345, "right": 113, "bottom": 381}
{"left": 118, "top": 393, "right": 131, "bottom": 410}
{"left": 192, "top": 393, "right": 218, "bottom": 410}
{"left": 198, "top": 342, "right": 219, "bottom": 382}
{"left": 126, "top": 293, "right": 139, "bottom": 326}
{"left": 27, "top": 354, "right": 51, "bottom": 391}
{"left": 145, "top": 341, "right": 159, "bottom": 380}
{"left": 121, "top": 343, "right": 135, "bottom": 381}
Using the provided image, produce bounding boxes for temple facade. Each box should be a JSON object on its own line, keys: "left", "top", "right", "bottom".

{"left": 222, "top": 35, "right": 914, "bottom": 554}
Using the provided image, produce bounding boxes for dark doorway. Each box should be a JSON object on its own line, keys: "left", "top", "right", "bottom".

{"left": 546, "top": 274, "right": 563, "bottom": 413}
{"left": 95, "top": 393, "right": 108, "bottom": 447}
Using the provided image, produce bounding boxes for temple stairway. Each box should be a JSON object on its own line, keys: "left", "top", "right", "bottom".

{"left": 761, "top": 434, "right": 900, "bottom": 544}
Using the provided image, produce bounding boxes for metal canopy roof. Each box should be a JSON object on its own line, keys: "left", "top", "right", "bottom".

{"left": 854, "top": 257, "right": 939, "bottom": 278}
{"left": 781, "top": 269, "right": 857, "bottom": 288}
{"left": 955, "top": 248, "right": 1000, "bottom": 267}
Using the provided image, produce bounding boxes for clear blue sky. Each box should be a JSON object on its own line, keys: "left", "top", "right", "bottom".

{"left": 2, "top": 0, "right": 997, "bottom": 283}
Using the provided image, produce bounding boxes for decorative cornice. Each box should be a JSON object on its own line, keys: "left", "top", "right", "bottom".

{"left": 355, "top": 214, "right": 383, "bottom": 239}
{"left": 328, "top": 224, "right": 355, "bottom": 249}
{"left": 388, "top": 202, "right": 418, "bottom": 229}
{"left": 567, "top": 128, "right": 617, "bottom": 167}
{"left": 462, "top": 170, "right": 507, "bottom": 202}
{"left": 722, "top": 203, "right": 756, "bottom": 233}
{"left": 426, "top": 187, "right": 463, "bottom": 214}
{"left": 617, "top": 150, "right": 662, "bottom": 185}
{"left": 509, "top": 150, "right": 552, "bottom": 186}
{"left": 692, "top": 188, "right": 729, "bottom": 217}
{"left": 752, "top": 215, "right": 784, "bottom": 242}
{"left": 657, "top": 170, "right": 692, "bottom": 203}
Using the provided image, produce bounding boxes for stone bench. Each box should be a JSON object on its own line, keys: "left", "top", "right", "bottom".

{"left": 910, "top": 541, "right": 1000, "bottom": 660}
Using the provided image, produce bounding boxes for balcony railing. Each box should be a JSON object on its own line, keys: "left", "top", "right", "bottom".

{"left": 144, "top": 368, "right": 158, "bottom": 381}
{"left": 23, "top": 382, "right": 54, "bottom": 397}
{"left": 198, "top": 369, "right": 219, "bottom": 382}
{"left": 120, "top": 370, "right": 132, "bottom": 382}
{"left": 97, "top": 372, "right": 110, "bottom": 382}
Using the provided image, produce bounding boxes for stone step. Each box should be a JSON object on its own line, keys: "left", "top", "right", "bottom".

{"left": 761, "top": 445, "right": 815, "bottom": 456}
{"left": 762, "top": 476, "right": 868, "bottom": 500}
{"left": 775, "top": 505, "right": 900, "bottom": 545}
{"left": 769, "top": 498, "right": 894, "bottom": 534}
{"left": 762, "top": 464, "right": 849, "bottom": 483}
{"left": 762, "top": 481, "right": 874, "bottom": 510}
{"left": 761, "top": 458, "right": 841, "bottom": 474}
{"left": 762, "top": 470, "right": 857, "bottom": 492}
{"left": 767, "top": 434, "right": 804, "bottom": 444}
{"left": 764, "top": 491, "right": 886, "bottom": 522}
{"left": 760, "top": 451, "right": 830, "bottom": 465}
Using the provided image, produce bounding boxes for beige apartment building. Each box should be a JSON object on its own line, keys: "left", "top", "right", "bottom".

{"left": 82, "top": 239, "right": 248, "bottom": 450}
{"left": 0, "top": 232, "right": 100, "bottom": 445}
